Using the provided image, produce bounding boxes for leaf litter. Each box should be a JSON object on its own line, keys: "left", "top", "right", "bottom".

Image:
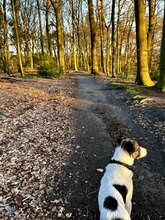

{"left": 0, "top": 77, "right": 76, "bottom": 219}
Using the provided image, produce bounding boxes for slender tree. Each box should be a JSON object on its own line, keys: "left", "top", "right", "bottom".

{"left": 22, "top": 1, "right": 34, "bottom": 69}
{"left": 97, "top": 0, "right": 105, "bottom": 73}
{"left": 2, "top": 0, "right": 12, "bottom": 75}
{"left": 157, "top": 3, "right": 165, "bottom": 91}
{"left": 88, "top": 0, "right": 99, "bottom": 75}
{"left": 71, "top": 0, "right": 78, "bottom": 71}
{"left": 46, "top": 0, "right": 53, "bottom": 57}
{"left": 105, "top": 24, "right": 110, "bottom": 76}
{"left": 11, "top": 0, "right": 24, "bottom": 77}
{"left": 134, "top": 0, "right": 154, "bottom": 86}
{"left": 50, "top": 0, "right": 65, "bottom": 74}
{"left": 37, "top": 0, "right": 44, "bottom": 55}
{"left": 111, "top": 0, "right": 116, "bottom": 77}
{"left": 147, "top": 0, "right": 156, "bottom": 71}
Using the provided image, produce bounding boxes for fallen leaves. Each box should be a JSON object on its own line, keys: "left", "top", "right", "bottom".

{"left": 96, "top": 168, "right": 104, "bottom": 173}
{"left": 0, "top": 77, "right": 76, "bottom": 219}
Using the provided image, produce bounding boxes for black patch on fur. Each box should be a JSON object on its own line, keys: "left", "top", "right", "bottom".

{"left": 113, "top": 184, "right": 128, "bottom": 203}
{"left": 121, "top": 139, "right": 141, "bottom": 158}
{"left": 122, "top": 140, "right": 135, "bottom": 154}
{"left": 103, "top": 196, "right": 118, "bottom": 211}
{"left": 112, "top": 219, "right": 124, "bottom": 220}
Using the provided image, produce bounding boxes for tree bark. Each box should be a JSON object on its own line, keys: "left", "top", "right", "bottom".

{"left": 11, "top": 0, "right": 24, "bottom": 77}
{"left": 71, "top": 0, "right": 78, "bottom": 71}
{"left": 105, "top": 24, "right": 111, "bottom": 76}
{"left": 88, "top": 0, "right": 99, "bottom": 75}
{"left": 147, "top": 0, "right": 155, "bottom": 54}
{"left": 97, "top": 0, "right": 105, "bottom": 73}
{"left": 134, "top": 0, "right": 153, "bottom": 86}
{"left": 37, "top": 0, "right": 44, "bottom": 55}
{"left": 46, "top": 0, "right": 53, "bottom": 57}
{"left": 157, "top": 3, "right": 165, "bottom": 91}
{"left": 111, "top": 0, "right": 116, "bottom": 78}
{"left": 0, "top": 1, "right": 12, "bottom": 75}
{"left": 147, "top": 0, "right": 156, "bottom": 72}
{"left": 50, "top": 0, "right": 65, "bottom": 74}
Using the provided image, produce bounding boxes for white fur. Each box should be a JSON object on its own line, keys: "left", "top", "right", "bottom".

{"left": 98, "top": 145, "right": 147, "bottom": 220}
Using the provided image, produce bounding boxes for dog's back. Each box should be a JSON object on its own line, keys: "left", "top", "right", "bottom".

{"left": 98, "top": 164, "right": 132, "bottom": 220}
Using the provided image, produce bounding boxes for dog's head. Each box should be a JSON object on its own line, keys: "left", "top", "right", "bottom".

{"left": 117, "top": 136, "right": 147, "bottom": 159}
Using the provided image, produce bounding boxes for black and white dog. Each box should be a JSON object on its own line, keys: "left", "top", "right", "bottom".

{"left": 98, "top": 137, "right": 147, "bottom": 220}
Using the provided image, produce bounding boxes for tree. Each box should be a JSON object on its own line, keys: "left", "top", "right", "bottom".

{"left": 3, "top": 0, "right": 12, "bottom": 75}
{"left": 11, "top": 0, "right": 24, "bottom": 77}
{"left": 111, "top": 0, "right": 116, "bottom": 77}
{"left": 0, "top": 1, "right": 12, "bottom": 75}
{"left": 134, "top": 0, "right": 154, "bottom": 86}
{"left": 37, "top": 0, "right": 44, "bottom": 55}
{"left": 50, "top": 0, "right": 65, "bottom": 74}
{"left": 97, "top": 0, "right": 105, "bottom": 73}
{"left": 46, "top": 0, "right": 53, "bottom": 57}
{"left": 0, "top": 0, "right": 163, "bottom": 78}
{"left": 21, "top": 0, "right": 34, "bottom": 69}
{"left": 147, "top": 0, "right": 156, "bottom": 72}
{"left": 71, "top": 0, "right": 78, "bottom": 71}
{"left": 157, "top": 3, "right": 165, "bottom": 91}
{"left": 105, "top": 24, "right": 110, "bottom": 76}
{"left": 88, "top": 0, "right": 99, "bottom": 75}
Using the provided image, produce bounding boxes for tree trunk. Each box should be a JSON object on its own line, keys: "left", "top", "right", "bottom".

{"left": 88, "top": 0, "right": 99, "bottom": 75}
{"left": 111, "top": 0, "right": 116, "bottom": 78}
{"left": 82, "top": 16, "right": 90, "bottom": 72}
{"left": 46, "top": 0, "right": 53, "bottom": 57}
{"left": 37, "top": 0, "right": 44, "bottom": 55}
{"left": 157, "top": 3, "right": 165, "bottom": 91}
{"left": 50, "top": 0, "right": 65, "bottom": 74}
{"left": 71, "top": 0, "right": 78, "bottom": 71}
{"left": 147, "top": 0, "right": 156, "bottom": 72}
{"left": 0, "top": 1, "right": 12, "bottom": 75}
{"left": 97, "top": 0, "right": 105, "bottom": 73}
{"left": 125, "top": 16, "right": 134, "bottom": 78}
{"left": 134, "top": 0, "right": 153, "bottom": 86}
{"left": 11, "top": 0, "right": 24, "bottom": 77}
{"left": 105, "top": 24, "right": 111, "bottom": 76}
{"left": 116, "top": 0, "right": 120, "bottom": 75}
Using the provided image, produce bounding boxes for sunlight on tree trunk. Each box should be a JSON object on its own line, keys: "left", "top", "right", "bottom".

{"left": 134, "top": 0, "right": 154, "bottom": 86}
{"left": 71, "top": 0, "right": 78, "bottom": 71}
{"left": 88, "top": 0, "right": 99, "bottom": 75}
{"left": 147, "top": 0, "right": 156, "bottom": 73}
{"left": 97, "top": 0, "right": 105, "bottom": 73}
{"left": 105, "top": 25, "right": 111, "bottom": 76}
{"left": 50, "top": 0, "right": 65, "bottom": 75}
{"left": 11, "top": 0, "right": 24, "bottom": 77}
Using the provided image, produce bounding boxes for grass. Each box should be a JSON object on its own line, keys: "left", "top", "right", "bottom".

{"left": 125, "top": 86, "right": 138, "bottom": 95}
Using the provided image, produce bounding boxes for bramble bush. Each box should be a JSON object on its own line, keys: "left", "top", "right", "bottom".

{"left": 35, "top": 55, "right": 60, "bottom": 78}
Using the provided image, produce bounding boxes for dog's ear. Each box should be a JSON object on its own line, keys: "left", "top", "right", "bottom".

{"left": 122, "top": 140, "right": 138, "bottom": 155}
{"left": 117, "top": 135, "right": 127, "bottom": 145}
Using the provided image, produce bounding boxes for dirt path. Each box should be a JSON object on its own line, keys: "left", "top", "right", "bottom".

{"left": 63, "top": 73, "right": 165, "bottom": 220}
{"left": 0, "top": 73, "right": 165, "bottom": 220}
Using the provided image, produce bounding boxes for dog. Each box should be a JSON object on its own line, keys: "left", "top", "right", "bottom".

{"left": 98, "top": 137, "right": 147, "bottom": 220}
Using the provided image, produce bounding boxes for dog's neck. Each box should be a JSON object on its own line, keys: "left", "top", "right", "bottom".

{"left": 110, "top": 159, "right": 130, "bottom": 169}
{"left": 111, "top": 146, "right": 134, "bottom": 167}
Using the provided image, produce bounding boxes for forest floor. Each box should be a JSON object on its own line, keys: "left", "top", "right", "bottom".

{"left": 0, "top": 73, "right": 165, "bottom": 220}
